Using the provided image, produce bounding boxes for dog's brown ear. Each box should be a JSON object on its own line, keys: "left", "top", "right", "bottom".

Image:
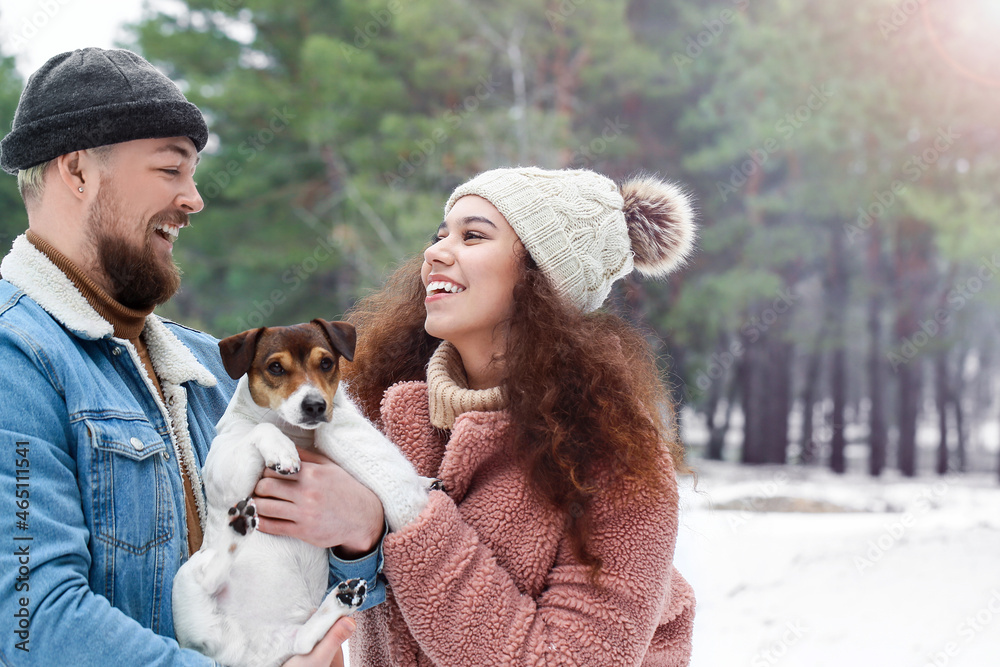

{"left": 218, "top": 328, "right": 265, "bottom": 379}
{"left": 312, "top": 319, "right": 357, "bottom": 362}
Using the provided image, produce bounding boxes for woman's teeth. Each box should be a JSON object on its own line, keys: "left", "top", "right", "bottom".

{"left": 426, "top": 281, "right": 465, "bottom": 296}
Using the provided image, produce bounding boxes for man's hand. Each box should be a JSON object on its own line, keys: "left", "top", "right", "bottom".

{"left": 282, "top": 617, "right": 355, "bottom": 667}
{"left": 253, "top": 447, "right": 385, "bottom": 557}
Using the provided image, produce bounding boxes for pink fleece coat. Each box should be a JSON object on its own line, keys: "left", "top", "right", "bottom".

{"left": 351, "top": 381, "right": 695, "bottom": 666}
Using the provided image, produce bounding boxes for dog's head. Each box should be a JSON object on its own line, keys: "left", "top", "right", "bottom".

{"left": 218, "top": 319, "right": 356, "bottom": 428}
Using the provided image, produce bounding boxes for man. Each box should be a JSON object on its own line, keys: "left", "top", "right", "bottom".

{"left": 0, "top": 48, "right": 383, "bottom": 665}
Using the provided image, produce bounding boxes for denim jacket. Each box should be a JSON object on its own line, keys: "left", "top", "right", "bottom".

{"left": 0, "top": 235, "right": 383, "bottom": 666}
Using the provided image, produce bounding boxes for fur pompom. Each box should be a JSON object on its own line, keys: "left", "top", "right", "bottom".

{"left": 620, "top": 175, "right": 696, "bottom": 277}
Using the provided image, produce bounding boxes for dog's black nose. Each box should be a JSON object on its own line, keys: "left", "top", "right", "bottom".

{"left": 302, "top": 397, "right": 327, "bottom": 420}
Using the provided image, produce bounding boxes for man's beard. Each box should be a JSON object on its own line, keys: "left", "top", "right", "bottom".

{"left": 87, "top": 181, "right": 185, "bottom": 311}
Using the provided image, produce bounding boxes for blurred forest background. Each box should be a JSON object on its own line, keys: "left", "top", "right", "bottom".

{"left": 1, "top": 0, "right": 998, "bottom": 480}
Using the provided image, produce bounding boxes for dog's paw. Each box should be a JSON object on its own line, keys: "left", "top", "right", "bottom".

{"left": 262, "top": 444, "right": 301, "bottom": 475}
{"left": 291, "top": 579, "right": 366, "bottom": 655}
{"left": 334, "top": 578, "right": 368, "bottom": 610}
{"left": 227, "top": 496, "right": 258, "bottom": 536}
{"left": 268, "top": 459, "right": 300, "bottom": 475}
{"left": 249, "top": 423, "right": 302, "bottom": 474}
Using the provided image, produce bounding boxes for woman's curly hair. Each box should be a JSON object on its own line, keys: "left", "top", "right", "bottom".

{"left": 344, "top": 251, "right": 686, "bottom": 577}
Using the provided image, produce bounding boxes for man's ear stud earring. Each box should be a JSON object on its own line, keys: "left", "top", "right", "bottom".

{"left": 78, "top": 187, "right": 84, "bottom": 192}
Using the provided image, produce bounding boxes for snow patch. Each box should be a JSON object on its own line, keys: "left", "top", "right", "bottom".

{"left": 676, "top": 460, "right": 1000, "bottom": 667}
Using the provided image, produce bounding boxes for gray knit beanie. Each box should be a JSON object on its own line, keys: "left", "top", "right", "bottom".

{"left": 0, "top": 48, "right": 208, "bottom": 174}
{"left": 445, "top": 167, "right": 697, "bottom": 312}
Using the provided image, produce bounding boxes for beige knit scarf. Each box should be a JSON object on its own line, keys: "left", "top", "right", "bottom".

{"left": 427, "top": 342, "right": 504, "bottom": 429}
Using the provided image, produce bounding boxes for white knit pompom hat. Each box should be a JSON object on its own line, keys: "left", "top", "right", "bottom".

{"left": 444, "top": 167, "right": 697, "bottom": 312}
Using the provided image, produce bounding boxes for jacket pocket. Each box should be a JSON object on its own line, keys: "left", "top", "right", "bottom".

{"left": 85, "top": 416, "right": 173, "bottom": 554}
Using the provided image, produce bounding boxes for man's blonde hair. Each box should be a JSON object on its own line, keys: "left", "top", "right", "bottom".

{"left": 16, "top": 160, "right": 51, "bottom": 207}
{"left": 16, "top": 145, "right": 116, "bottom": 207}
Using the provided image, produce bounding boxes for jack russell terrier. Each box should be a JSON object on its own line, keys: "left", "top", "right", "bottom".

{"left": 172, "top": 319, "right": 430, "bottom": 667}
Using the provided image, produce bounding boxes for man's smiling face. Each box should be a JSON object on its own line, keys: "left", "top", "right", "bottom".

{"left": 85, "top": 136, "right": 203, "bottom": 309}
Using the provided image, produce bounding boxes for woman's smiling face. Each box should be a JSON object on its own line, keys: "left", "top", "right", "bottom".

{"left": 421, "top": 195, "right": 523, "bottom": 357}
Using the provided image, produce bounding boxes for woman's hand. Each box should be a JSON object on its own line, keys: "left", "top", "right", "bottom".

{"left": 282, "top": 617, "right": 355, "bottom": 667}
{"left": 253, "top": 447, "right": 385, "bottom": 556}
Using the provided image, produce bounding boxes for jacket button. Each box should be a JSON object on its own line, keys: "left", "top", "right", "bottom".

{"left": 162, "top": 451, "right": 170, "bottom": 461}
{"left": 112, "top": 347, "right": 122, "bottom": 356}
{"left": 129, "top": 437, "right": 145, "bottom": 451}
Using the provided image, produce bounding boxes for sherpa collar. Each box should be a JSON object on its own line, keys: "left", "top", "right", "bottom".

{"left": 1, "top": 233, "right": 215, "bottom": 388}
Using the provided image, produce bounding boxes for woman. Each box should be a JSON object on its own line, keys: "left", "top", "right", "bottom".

{"left": 344, "top": 167, "right": 697, "bottom": 665}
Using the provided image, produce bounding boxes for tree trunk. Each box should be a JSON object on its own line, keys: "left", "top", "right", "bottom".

{"left": 707, "top": 388, "right": 736, "bottom": 461}
{"left": 740, "top": 336, "right": 768, "bottom": 463}
{"left": 892, "top": 217, "right": 932, "bottom": 477}
{"left": 897, "top": 361, "right": 921, "bottom": 477}
{"left": 703, "top": 335, "right": 725, "bottom": 461}
{"left": 867, "top": 229, "right": 888, "bottom": 476}
{"left": 827, "top": 227, "right": 848, "bottom": 474}
{"left": 707, "top": 366, "right": 737, "bottom": 461}
{"left": 935, "top": 349, "right": 949, "bottom": 475}
{"left": 799, "top": 329, "right": 825, "bottom": 465}
{"left": 953, "top": 390, "right": 966, "bottom": 473}
{"left": 830, "top": 346, "right": 847, "bottom": 473}
{"left": 740, "top": 316, "right": 792, "bottom": 465}
{"left": 767, "top": 337, "right": 793, "bottom": 464}
{"left": 951, "top": 346, "right": 968, "bottom": 473}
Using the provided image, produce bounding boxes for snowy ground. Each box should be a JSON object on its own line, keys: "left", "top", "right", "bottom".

{"left": 674, "top": 460, "right": 1000, "bottom": 667}
{"left": 345, "top": 460, "right": 1000, "bottom": 667}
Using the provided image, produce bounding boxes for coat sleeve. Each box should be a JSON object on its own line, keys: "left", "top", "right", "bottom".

{"left": 381, "top": 465, "right": 687, "bottom": 667}
{"left": 0, "top": 329, "right": 217, "bottom": 667}
{"left": 328, "top": 523, "right": 387, "bottom": 612}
